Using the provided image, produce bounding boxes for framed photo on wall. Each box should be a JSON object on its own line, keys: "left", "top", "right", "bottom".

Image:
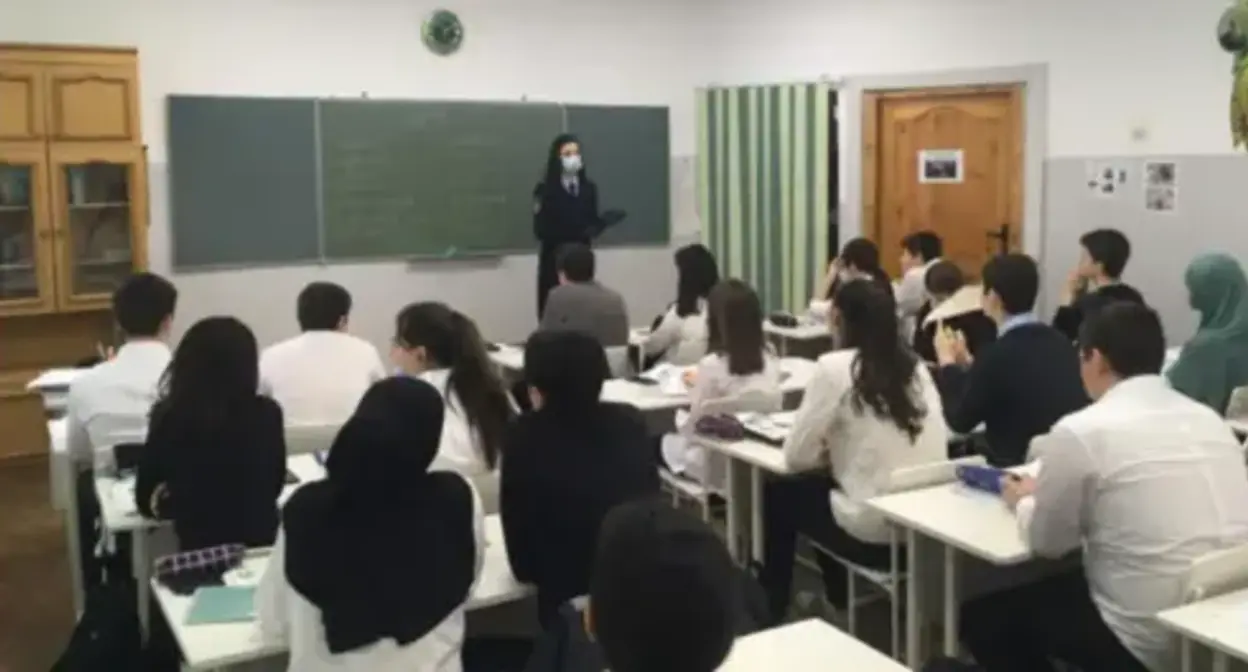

{"left": 918, "top": 149, "right": 964, "bottom": 184}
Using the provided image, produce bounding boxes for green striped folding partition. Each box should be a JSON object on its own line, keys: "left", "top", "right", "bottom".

{"left": 697, "top": 83, "right": 831, "bottom": 312}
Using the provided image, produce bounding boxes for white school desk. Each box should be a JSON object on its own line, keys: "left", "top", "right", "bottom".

{"left": 27, "top": 366, "right": 83, "bottom": 416}
{"left": 46, "top": 417, "right": 88, "bottom": 617}
{"left": 867, "top": 483, "right": 1031, "bottom": 668}
{"left": 763, "top": 320, "right": 832, "bottom": 358}
{"left": 96, "top": 454, "right": 326, "bottom": 636}
{"left": 602, "top": 357, "right": 817, "bottom": 413}
{"left": 1157, "top": 587, "right": 1248, "bottom": 672}
{"left": 689, "top": 435, "right": 792, "bottom": 564}
{"left": 717, "top": 618, "right": 905, "bottom": 672}
{"left": 153, "top": 515, "right": 532, "bottom": 670}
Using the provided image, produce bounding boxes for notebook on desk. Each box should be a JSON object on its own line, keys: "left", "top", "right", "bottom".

{"left": 185, "top": 585, "right": 257, "bottom": 625}
{"left": 737, "top": 411, "right": 796, "bottom": 445}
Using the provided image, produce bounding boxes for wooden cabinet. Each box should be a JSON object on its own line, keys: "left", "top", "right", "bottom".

{"left": 0, "top": 44, "right": 146, "bottom": 461}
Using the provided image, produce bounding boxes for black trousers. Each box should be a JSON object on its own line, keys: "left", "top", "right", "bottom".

{"left": 961, "top": 567, "right": 1150, "bottom": 672}
{"left": 758, "top": 474, "right": 892, "bottom": 621}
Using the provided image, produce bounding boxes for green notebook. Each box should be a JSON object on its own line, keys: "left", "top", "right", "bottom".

{"left": 185, "top": 585, "right": 257, "bottom": 625}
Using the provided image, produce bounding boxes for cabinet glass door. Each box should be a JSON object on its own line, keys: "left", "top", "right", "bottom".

{"left": 0, "top": 146, "right": 54, "bottom": 313}
{"left": 52, "top": 145, "right": 145, "bottom": 307}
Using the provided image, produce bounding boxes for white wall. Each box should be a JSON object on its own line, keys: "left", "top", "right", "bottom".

{"left": 707, "top": 0, "right": 1233, "bottom": 157}
{"left": 1, "top": 0, "right": 709, "bottom": 348}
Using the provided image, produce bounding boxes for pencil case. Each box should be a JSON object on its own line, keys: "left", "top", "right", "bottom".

{"left": 956, "top": 465, "right": 1006, "bottom": 494}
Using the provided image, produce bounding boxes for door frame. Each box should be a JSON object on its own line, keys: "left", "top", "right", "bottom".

{"left": 840, "top": 65, "right": 1049, "bottom": 304}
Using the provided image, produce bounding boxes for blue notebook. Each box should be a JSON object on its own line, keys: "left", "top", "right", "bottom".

{"left": 185, "top": 585, "right": 257, "bottom": 625}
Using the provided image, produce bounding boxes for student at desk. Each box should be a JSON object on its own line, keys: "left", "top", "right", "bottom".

{"left": 639, "top": 243, "right": 718, "bottom": 367}
{"left": 539, "top": 243, "right": 629, "bottom": 348}
{"left": 895, "top": 230, "right": 943, "bottom": 336}
{"left": 392, "top": 302, "right": 513, "bottom": 510}
{"left": 933, "top": 254, "right": 1088, "bottom": 466}
{"left": 760, "top": 280, "right": 947, "bottom": 620}
{"left": 500, "top": 330, "right": 659, "bottom": 622}
{"left": 659, "top": 279, "right": 782, "bottom": 485}
{"left": 1051, "top": 228, "right": 1145, "bottom": 342}
{"left": 816, "top": 237, "right": 893, "bottom": 303}
{"left": 961, "top": 303, "right": 1248, "bottom": 672}
{"left": 1167, "top": 252, "right": 1248, "bottom": 415}
{"left": 257, "top": 377, "right": 483, "bottom": 672}
{"left": 259, "top": 282, "right": 386, "bottom": 425}
{"left": 136, "top": 317, "right": 286, "bottom": 550}
{"left": 912, "top": 261, "right": 996, "bottom": 364}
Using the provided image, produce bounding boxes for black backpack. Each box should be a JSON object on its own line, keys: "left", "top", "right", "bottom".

{"left": 50, "top": 580, "right": 142, "bottom": 672}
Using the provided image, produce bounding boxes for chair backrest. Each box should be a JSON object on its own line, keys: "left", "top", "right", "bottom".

{"left": 605, "top": 346, "right": 631, "bottom": 378}
{"left": 1182, "top": 542, "right": 1248, "bottom": 603}
{"left": 1227, "top": 386, "right": 1248, "bottom": 420}
{"left": 886, "top": 455, "right": 986, "bottom": 494}
{"left": 284, "top": 423, "right": 340, "bottom": 456}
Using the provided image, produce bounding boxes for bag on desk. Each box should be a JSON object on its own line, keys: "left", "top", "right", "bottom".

{"left": 694, "top": 414, "right": 746, "bottom": 441}
{"left": 154, "top": 544, "right": 246, "bottom": 595}
{"left": 50, "top": 580, "right": 141, "bottom": 672}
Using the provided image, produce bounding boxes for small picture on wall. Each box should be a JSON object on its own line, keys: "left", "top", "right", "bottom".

{"left": 1145, "top": 161, "right": 1177, "bottom": 188}
{"left": 918, "top": 149, "right": 964, "bottom": 184}
{"left": 1145, "top": 186, "right": 1178, "bottom": 213}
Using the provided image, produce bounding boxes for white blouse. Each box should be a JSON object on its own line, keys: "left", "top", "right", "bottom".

{"left": 641, "top": 302, "right": 709, "bottom": 366}
{"left": 661, "top": 352, "right": 783, "bottom": 487}
{"left": 255, "top": 485, "right": 485, "bottom": 672}
{"left": 419, "top": 369, "right": 500, "bottom": 513}
{"left": 783, "top": 350, "right": 948, "bottom": 544}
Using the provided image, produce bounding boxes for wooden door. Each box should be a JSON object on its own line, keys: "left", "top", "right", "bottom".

{"left": 49, "top": 143, "right": 148, "bottom": 311}
{"left": 0, "top": 62, "right": 45, "bottom": 141}
{"left": 0, "top": 144, "right": 57, "bottom": 315}
{"left": 862, "top": 85, "right": 1023, "bottom": 279}
{"left": 45, "top": 63, "right": 141, "bottom": 142}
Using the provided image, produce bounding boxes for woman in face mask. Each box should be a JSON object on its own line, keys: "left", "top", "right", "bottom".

{"left": 533, "top": 133, "right": 608, "bottom": 319}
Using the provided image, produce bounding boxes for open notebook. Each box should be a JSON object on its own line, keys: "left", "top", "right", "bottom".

{"left": 736, "top": 411, "right": 797, "bottom": 444}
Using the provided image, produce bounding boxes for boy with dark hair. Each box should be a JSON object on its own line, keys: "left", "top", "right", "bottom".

{"left": 912, "top": 260, "right": 996, "bottom": 363}
{"left": 260, "top": 281, "right": 384, "bottom": 425}
{"left": 964, "top": 302, "right": 1248, "bottom": 672}
{"left": 896, "top": 230, "right": 944, "bottom": 334}
{"left": 539, "top": 243, "right": 629, "bottom": 347}
{"left": 1052, "top": 228, "right": 1145, "bottom": 341}
{"left": 933, "top": 254, "right": 1088, "bottom": 466}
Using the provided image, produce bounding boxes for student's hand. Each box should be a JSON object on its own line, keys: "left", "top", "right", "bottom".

{"left": 1001, "top": 475, "right": 1036, "bottom": 510}
{"left": 934, "top": 324, "right": 972, "bottom": 367}
{"left": 1060, "top": 269, "right": 1083, "bottom": 306}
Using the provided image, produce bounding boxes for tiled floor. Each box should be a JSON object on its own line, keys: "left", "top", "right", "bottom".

{"left": 0, "top": 460, "right": 74, "bottom": 672}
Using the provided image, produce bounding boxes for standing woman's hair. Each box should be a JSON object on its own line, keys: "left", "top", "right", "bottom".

{"left": 675, "top": 244, "right": 720, "bottom": 317}
{"left": 834, "top": 280, "right": 925, "bottom": 440}
{"left": 707, "top": 279, "right": 766, "bottom": 376}
{"left": 395, "top": 303, "right": 511, "bottom": 469}
{"left": 157, "top": 316, "right": 259, "bottom": 420}
{"left": 542, "top": 133, "right": 586, "bottom": 190}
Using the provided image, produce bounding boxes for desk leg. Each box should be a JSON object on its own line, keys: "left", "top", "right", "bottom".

{"left": 1214, "top": 650, "right": 1228, "bottom": 672}
{"left": 905, "top": 528, "right": 922, "bottom": 669}
{"left": 942, "top": 544, "right": 958, "bottom": 656}
{"left": 889, "top": 526, "right": 900, "bottom": 661}
{"left": 133, "top": 530, "right": 151, "bottom": 639}
{"left": 1179, "top": 638, "right": 1191, "bottom": 672}
{"left": 725, "top": 461, "right": 741, "bottom": 562}
{"left": 750, "top": 467, "right": 764, "bottom": 564}
{"left": 64, "top": 498, "right": 85, "bottom": 618}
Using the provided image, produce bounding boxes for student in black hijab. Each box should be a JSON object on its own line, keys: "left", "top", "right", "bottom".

{"left": 533, "top": 134, "right": 623, "bottom": 319}
{"left": 256, "top": 377, "right": 482, "bottom": 670}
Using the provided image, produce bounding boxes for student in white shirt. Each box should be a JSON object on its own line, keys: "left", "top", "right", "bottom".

{"left": 895, "top": 230, "right": 943, "bottom": 337}
{"left": 259, "top": 282, "right": 385, "bottom": 426}
{"left": 659, "top": 279, "right": 782, "bottom": 484}
{"left": 963, "top": 303, "right": 1248, "bottom": 672}
{"left": 759, "top": 279, "right": 947, "bottom": 621}
{"left": 257, "top": 376, "right": 484, "bottom": 672}
{"left": 640, "top": 243, "right": 718, "bottom": 366}
{"left": 391, "top": 302, "right": 513, "bottom": 509}
{"left": 66, "top": 272, "right": 177, "bottom": 473}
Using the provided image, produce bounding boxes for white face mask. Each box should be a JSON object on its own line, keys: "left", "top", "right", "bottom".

{"left": 561, "top": 154, "right": 583, "bottom": 174}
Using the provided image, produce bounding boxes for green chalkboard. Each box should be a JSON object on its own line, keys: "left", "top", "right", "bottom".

{"left": 319, "top": 100, "right": 563, "bottom": 259}
{"left": 166, "top": 97, "right": 672, "bottom": 269}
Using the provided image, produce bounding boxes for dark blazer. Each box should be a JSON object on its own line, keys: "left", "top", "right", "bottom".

{"left": 534, "top": 180, "right": 602, "bottom": 319}
{"left": 1052, "top": 283, "right": 1146, "bottom": 342}
{"left": 500, "top": 402, "right": 659, "bottom": 620}
{"left": 935, "top": 322, "right": 1089, "bottom": 467}
{"left": 136, "top": 396, "right": 286, "bottom": 550}
{"left": 914, "top": 310, "right": 998, "bottom": 364}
